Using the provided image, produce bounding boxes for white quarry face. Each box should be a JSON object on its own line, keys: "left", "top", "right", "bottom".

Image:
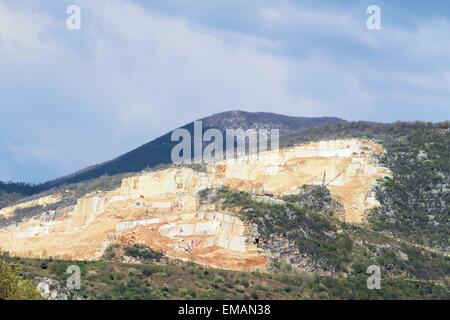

{"left": 0, "top": 138, "right": 390, "bottom": 271}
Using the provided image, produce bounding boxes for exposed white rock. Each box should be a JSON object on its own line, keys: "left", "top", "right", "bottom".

{"left": 116, "top": 218, "right": 160, "bottom": 232}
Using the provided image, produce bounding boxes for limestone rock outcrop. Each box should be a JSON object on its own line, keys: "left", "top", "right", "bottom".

{"left": 0, "top": 194, "right": 62, "bottom": 219}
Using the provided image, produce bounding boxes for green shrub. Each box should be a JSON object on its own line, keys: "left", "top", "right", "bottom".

{"left": 0, "top": 260, "right": 41, "bottom": 300}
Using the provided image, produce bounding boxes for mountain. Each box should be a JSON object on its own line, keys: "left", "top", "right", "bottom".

{"left": 39, "top": 111, "right": 345, "bottom": 189}
{"left": 0, "top": 114, "right": 448, "bottom": 300}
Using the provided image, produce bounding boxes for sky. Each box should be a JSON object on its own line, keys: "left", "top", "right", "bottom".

{"left": 0, "top": 0, "right": 449, "bottom": 183}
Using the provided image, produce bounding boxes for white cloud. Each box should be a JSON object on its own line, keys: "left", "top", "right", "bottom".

{"left": 0, "top": 2, "right": 57, "bottom": 61}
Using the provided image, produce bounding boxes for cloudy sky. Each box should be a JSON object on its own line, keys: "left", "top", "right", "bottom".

{"left": 1, "top": 0, "right": 449, "bottom": 183}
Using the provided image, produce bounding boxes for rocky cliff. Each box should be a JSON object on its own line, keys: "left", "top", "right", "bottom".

{"left": 0, "top": 139, "right": 390, "bottom": 271}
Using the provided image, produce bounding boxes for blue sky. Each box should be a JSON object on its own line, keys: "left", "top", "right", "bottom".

{"left": 1, "top": 0, "right": 449, "bottom": 183}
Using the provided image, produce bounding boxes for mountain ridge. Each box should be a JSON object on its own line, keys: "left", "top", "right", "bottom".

{"left": 39, "top": 111, "right": 345, "bottom": 189}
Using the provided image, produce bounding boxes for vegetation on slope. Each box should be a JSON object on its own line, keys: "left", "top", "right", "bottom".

{"left": 1, "top": 254, "right": 448, "bottom": 300}
{"left": 369, "top": 128, "right": 449, "bottom": 252}
{"left": 0, "top": 258, "right": 42, "bottom": 300}
{"left": 283, "top": 121, "right": 449, "bottom": 252}
{"left": 200, "top": 187, "right": 450, "bottom": 282}
{"left": 0, "top": 190, "right": 23, "bottom": 209}
{"left": 0, "top": 181, "right": 40, "bottom": 196}
{"left": 0, "top": 181, "right": 43, "bottom": 209}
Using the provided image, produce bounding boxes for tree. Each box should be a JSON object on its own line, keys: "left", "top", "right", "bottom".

{"left": 0, "top": 260, "right": 42, "bottom": 300}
